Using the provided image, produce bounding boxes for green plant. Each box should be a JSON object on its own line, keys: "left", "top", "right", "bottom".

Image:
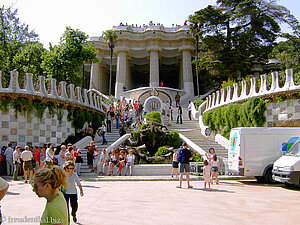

{"left": 45, "top": 101, "right": 55, "bottom": 118}
{"left": 167, "top": 131, "right": 182, "bottom": 148}
{"left": 72, "top": 107, "right": 85, "bottom": 132}
{"left": 154, "top": 146, "right": 169, "bottom": 156}
{"left": 192, "top": 154, "right": 203, "bottom": 162}
{"left": 276, "top": 94, "right": 287, "bottom": 102}
{"left": 203, "top": 97, "right": 267, "bottom": 138}
{"left": 32, "top": 99, "right": 47, "bottom": 120}
{"left": 0, "top": 99, "right": 10, "bottom": 112}
{"left": 194, "top": 98, "right": 204, "bottom": 109}
{"left": 56, "top": 104, "right": 64, "bottom": 125}
{"left": 145, "top": 111, "right": 161, "bottom": 123}
{"left": 12, "top": 97, "right": 33, "bottom": 118}
{"left": 85, "top": 110, "right": 93, "bottom": 124}
{"left": 91, "top": 113, "right": 103, "bottom": 132}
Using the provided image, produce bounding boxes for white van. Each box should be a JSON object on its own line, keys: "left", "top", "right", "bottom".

{"left": 273, "top": 137, "right": 300, "bottom": 187}
{"left": 228, "top": 127, "right": 300, "bottom": 183}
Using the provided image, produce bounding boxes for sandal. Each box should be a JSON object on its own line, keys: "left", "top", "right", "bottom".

{"left": 176, "top": 186, "right": 182, "bottom": 188}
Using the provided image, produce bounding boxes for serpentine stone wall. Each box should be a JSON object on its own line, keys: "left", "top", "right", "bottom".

{"left": 0, "top": 70, "right": 107, "bottom": 148}
{"left": 203, "top": 69, "right": 299, "bottom": 112}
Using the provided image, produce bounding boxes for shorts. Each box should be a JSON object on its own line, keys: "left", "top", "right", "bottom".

{"left": 24, "top": 161, "right": 33, "bottom": 171}
{"left": 172, "top": 161, "right": 179, "bottom": 168}
{"left": 111, "top": 160, "right": 117, "bottom": 165}
{"left": 212, "top": 166, "right": 218, "bottom": 172}
{"left": 179, "top": 163, "right": 190, "bottom": 173}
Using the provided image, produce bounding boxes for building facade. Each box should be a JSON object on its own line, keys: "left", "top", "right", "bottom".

{"left": 89, "top": 22, "right": 195, "bottom": 104}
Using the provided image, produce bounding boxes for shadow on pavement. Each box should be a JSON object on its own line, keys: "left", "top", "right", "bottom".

{"left": 81, "top": 185, "right": 101, "bottom": 189}
{"left": 191, "top": 187, "right": 235, "bottom": 193}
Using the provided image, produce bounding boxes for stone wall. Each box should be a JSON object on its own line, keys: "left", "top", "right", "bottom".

{"left": 266, "top": 99, "right": 300, "bottom": 127}
{"left": 0, "top": 108, "right": 74, "bottom": 148}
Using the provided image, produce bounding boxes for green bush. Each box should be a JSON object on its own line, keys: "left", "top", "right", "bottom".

{"left": 167, "top": 131, "right": 182, "bottom": 148}
{"left": 192, "top": 154, "right": 203, "bottom": 162}
{"left": 145, "top": 111, "right": 161, "bottom": 123}
{"left": 155, "top": 146, "right": 169, "bottom": 156}
{"left": 203, "top": 97, "right": 267, "bottom": 139}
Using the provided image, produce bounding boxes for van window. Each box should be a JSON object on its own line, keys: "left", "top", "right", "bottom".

{"left": 287, "top": 141, "right": 300, "bottom": 156}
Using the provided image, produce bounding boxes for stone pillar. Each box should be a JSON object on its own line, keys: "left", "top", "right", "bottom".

{"left": 115, "top": 51, "right": 127, "bottom": 98}
{"left": 182, "top": 50, "right": 194, "bottom": 96}
{"left": 149, "top": 50, "right": 160, "bottom": 87}
{"left": 90, "top": 63, "right": 99, "bottom": 90}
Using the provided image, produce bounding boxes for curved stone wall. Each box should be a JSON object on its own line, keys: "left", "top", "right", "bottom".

{"left": 203, "top": 69, "right": 299, "bottom": 113}
{"left": 0, "top": 70, "right": 108, "bottom": 148}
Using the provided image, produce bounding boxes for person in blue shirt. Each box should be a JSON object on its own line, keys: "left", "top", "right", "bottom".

{"left": 176, "top": 142, "right": 193, "bottom": 188}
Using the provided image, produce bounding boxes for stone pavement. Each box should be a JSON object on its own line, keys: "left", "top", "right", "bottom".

{"left": 1, "top": 176, "right": 300, "bottom": 225}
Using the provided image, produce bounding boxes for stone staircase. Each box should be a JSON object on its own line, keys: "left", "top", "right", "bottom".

{"left": 167, "top": 107, "right": 228, "bottom": 159}
{"left": 79, "top": 124, "right": 121, "bottom": 177}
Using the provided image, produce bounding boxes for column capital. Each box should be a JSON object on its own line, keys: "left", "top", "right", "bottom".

{"left": 114, "top": 46, "right": 130, "bottom": 54}
{"left": 178, "top": 45, "right": 194, "bottom": 52}
{"left": 146, "top": 46, "right": 162, "bottom": 52}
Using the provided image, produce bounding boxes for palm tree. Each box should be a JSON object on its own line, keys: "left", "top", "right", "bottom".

{"left": 189, "top": 21, "right": 200, "bottom": 97}
{"left": 102, "top": 30, "right": 118, "bottom": 96}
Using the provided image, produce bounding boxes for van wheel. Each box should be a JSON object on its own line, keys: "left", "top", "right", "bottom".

{"left": 264, "top": 168, "right": 276, "bottom": 184}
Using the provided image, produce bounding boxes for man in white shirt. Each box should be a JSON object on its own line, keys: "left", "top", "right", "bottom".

{"left": 4, "top": 143, "right": 14, "bottom": 176}
{"left": 21, "top": 146, "right": 33, "bottom": 183}
{"left": 13, "top": 146, "right": 21, "bottom": 181}
{"left": 188, "top": 101, "right": 193, "bottom": 120}
{"left": 97, "top": 149, "right": 108, "bottom": 175}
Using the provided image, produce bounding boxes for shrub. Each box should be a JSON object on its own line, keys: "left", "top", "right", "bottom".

{"left": 145, "top": 111, "right": 161, "bottom": 123}
{"left": 167, "top": 131, "right": 182, "bottom": 148}
{"left": 155, "top": 146, "right": 169, "bottom": 156}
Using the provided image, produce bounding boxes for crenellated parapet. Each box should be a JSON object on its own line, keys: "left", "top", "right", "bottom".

{"left": 203, "top": 69, "right": 300, "bottom": 113}
{"left": 0, "top": 70, "right": 108, "bottom": 113}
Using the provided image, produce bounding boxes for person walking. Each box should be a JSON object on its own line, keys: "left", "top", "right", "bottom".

{"left": 176, "top": 103, "right": 182, "bottom": 124}
{"left": 21, "top": 146, "right": 34, "bottom": 183}
{"left": 63, "top": 161, "right": 84, "bottom": 223}
{"left": 32, "top": 166, "right": 68, "bottom": 225}
{"left": 100, "top": 121, "right": 108, "bottom": 145}
{"left": 176, "top": 142, "right": 193, "bottom": 189}
{"left": 58, "top": 145, "right": 66, "bottom": 167}
{"left": 12, "top": 146, "right": 21, "bottom": 181}
{"left": 97, "top": 149, "right": 108, "bottom": 175}
{"left": 74, "top": 148, "right": 83, "bottom": 176}
{"left": 188, "top": 101, "right": 193, "bottom": 120}
{"left": 4, "top": 143, "right": 14, "bottom": 176}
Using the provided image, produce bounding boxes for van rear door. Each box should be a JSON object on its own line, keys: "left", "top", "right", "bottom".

{"left": 228, "top": 129, "right": 243, "bottom": 174}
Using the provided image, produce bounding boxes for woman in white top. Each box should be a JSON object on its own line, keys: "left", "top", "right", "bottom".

{"left": 44, "top": 143, "right": 54, "bottom": 168}
{"left": 125, "top": 150, "right": 135, "bottom": 176}
{"left": 63, "top": 161, "right": 83, "bottom": 223}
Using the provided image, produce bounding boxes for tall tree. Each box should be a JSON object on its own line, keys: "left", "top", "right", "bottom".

{"left": 42, "top": 27, "right": 99, "bottom": 86}
{"left": 12, "top": 42, "right": 46, "bottom": 83}
{"left": 188, "top": 0, "right": 300, "bottom": 83}
{"left": 102, "top": 30, "right": 118, "bottom": 96}
{"left": 0, "top": 5, "right": 38, "bottom": 85}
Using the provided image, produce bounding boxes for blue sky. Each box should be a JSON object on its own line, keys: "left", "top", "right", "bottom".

{"left": 2, "top": 0, "right": 300, "bottom": 49}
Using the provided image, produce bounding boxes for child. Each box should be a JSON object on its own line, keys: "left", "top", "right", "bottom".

{"left": 203, "top": 160, "right": 212, "bottom": 191}
{"left": 211, "top": 154, "right": 220, "bottom": 184}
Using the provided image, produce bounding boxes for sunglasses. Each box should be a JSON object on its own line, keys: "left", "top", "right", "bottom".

{"left": 66, "top": 167, "right": 75, "bottom": 170}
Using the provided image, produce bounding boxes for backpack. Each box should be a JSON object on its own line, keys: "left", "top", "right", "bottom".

{"left": 177, "top": 149, "right": 185, "bottom": 163}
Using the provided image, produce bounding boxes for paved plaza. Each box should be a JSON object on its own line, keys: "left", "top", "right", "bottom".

{"left": 1, "top": 177, "right": 300, "bottom": 225}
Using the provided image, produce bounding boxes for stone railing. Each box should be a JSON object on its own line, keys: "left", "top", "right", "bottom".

{"left": 0, "top": 70, "right": 108, "bottom": 113}
{"left": 203, "top": 69, "right": 299, "bottom": 113}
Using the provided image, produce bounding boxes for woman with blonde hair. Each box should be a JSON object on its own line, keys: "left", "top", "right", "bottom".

{"left": 32, "top": 166, "right": 68, "bottom": 225}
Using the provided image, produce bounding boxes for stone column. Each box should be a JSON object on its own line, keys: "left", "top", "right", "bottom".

{"left": 115, "top": 50, "right": 127, "bottom": 98}
{"left": 149, "top": 50, "right": 160, "bottom": 87}
{"left": 181, "top": 50, "right": 194, "bottom": 96}
{"left": 90, "top": 63, "right": 99, "bottom": 90}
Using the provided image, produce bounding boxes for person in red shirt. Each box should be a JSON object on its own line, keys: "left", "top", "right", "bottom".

{"left": 133, "top": 100, "right": 139, "bottom": 117}
{"left": 33, "top": 146, "right": 41, "bottom": 171}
